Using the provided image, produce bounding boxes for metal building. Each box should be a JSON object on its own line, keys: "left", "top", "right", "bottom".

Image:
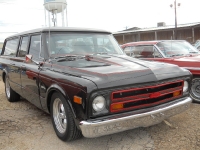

{"left": 113, "top": 22, "right": 200, "bottom": 45}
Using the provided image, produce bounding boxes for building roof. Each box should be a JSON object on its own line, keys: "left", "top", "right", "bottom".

{"left": 121, "top": 40, "right": 186, "bottom": 47}
{"left": 113, "top": 22, "right": 200, "bottom": 35}
{"left": 7, "top": 27, "right": 111, "bottom": 39}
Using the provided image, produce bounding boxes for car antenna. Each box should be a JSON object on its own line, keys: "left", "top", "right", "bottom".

{"left": 47, "top": 4, "right": 51, "bottom": 60}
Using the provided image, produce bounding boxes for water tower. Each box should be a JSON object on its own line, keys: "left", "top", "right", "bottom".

{"left": 44, "top": 0, "right": 67, "bottom": 27}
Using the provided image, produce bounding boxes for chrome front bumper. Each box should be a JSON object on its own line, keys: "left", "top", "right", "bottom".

{"left": 79, "top": 97, "right": 192, "bottom": 138}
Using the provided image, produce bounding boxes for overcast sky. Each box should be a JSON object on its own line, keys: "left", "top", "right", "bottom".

{"left": 0, "top": 0, "right": 200, "bottom": 41}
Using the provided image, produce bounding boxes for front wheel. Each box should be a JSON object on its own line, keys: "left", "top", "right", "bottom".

{"left": 190, "top": 77, "right": 200, "bottom": 103}
{"left": 50, "top": 92, "right": 82, "bottom": 141}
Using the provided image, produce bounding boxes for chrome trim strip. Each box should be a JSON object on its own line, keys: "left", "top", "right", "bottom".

{"left": 79, "top": 97, "right": 191, "bottom": 138}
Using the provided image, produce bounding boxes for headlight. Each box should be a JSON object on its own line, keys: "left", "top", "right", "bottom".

{"left": 92, "top": 96, "right": 106, "bottom": 112}
{"left": 183, "top": 81, "right": 189, "bottom": 92}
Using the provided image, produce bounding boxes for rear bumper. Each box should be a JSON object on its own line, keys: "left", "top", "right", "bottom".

{"left": 79, "top": 97, "right": 192, "bottom": 138}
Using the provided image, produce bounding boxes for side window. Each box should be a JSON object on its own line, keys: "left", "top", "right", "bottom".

{"left": 124, "top": 47, "right": 133, "bottom": 56}
{"left": 153, "top": 47, "right": 162, "bottom": 58}
{"left": 18, "top": 36, "right": 29, "bottom": 57}
{"left": 140, "top": 46, "right": 154, "bottom": 58}
{"left": 133, "top": 46, "right": 162, "bottom": 58}
{"left": 4, "top": 38, "right": 19, "bottom": 56}
{"left": 132, "top": 46, "right": 144, "bottom": 58}
{"left": 29, "top": 35, "right": 41, "bottom": 60}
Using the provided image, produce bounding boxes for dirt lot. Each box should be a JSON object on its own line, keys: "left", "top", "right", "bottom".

{"left": 0, "top": 79, "right": 200, "bottom": 150}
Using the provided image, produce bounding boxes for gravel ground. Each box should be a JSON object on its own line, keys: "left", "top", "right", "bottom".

{"left": 0, "top": 79, "right": 200, "bottom": 150}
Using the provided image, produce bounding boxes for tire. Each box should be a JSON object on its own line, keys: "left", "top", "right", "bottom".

{"left": 50, "top": 92, "right": 82, "bottom": 141}
{"left": 190, "top": 77, "right": 200, "bottom": 103}
{"left": 5, "top": 75, "right": 20, "bottom": 102}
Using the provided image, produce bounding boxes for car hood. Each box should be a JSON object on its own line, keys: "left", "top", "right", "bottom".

{"left": 54, "top": 55, "right": 190, "bottom": 89}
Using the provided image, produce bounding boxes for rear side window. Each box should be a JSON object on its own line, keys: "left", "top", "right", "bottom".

{"left": 29, "top": 35, "right": 41, "bottom": 60}
{"left": 4, "top": 38, "right": 19, "bottom": 56}
{"left": 18, "top": 36, "right": 29, "bottom": 57}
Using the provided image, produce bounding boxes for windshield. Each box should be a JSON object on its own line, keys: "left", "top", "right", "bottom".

{"left": 156, "top": 41, "right": 199, "bottom": 57}
{"left": 44, "top": 32, "right": 123, "bottom": 57}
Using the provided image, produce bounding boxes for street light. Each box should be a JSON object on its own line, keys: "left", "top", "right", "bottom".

{"left": 170, "top": 0, "right": 181, "bottom": 40}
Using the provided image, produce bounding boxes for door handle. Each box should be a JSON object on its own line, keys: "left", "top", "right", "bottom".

{"left": 10, "top": 63, "right": 15, "bottom": 65}
{"left": 21, "top": 65, "right": 26, "bottom": 70}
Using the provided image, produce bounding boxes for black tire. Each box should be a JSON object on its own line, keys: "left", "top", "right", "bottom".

{"left": 190, "top": 77, "right": 200, "bottom": 103}
{"left": 50, "top": 92, "right": 82, "bottom": 141}
{"left": 4, "top": 75, "right": 20, "bottom": 102}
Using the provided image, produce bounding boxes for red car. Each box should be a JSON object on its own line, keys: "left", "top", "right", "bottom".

{"left": 121, "top": 40, "right": 200, "bottom": 102}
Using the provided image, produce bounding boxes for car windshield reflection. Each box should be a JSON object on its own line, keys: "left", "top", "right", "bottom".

{"left": 45, "top": 33, "right": 124, "bottom": 58}
{"left": 156, "top": 41, "right": 199, "bottom": 57}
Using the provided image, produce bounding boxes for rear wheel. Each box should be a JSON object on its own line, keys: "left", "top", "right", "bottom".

{"left": 5, "top": 75, "right": 20, "bottom": 102}
{"left": 190, "top": 77, "right": 200, "bottom": 103}
{"left": 50, "top": 92, "right": 82, "bottom": 141}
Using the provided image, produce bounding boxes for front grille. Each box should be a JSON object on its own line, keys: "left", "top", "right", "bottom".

{"left": 110, "top": 80, "right": 184, "bottom": 113}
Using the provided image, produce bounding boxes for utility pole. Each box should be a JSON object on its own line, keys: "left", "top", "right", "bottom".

{"left": 170, "top": 0, "right": 181, "bottom": 40}
{"left": 174, "top": 0, "right": 177, "bottom": 40}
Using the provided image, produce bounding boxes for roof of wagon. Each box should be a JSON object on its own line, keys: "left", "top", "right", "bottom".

{"left": 6, "top": 27, "right": 112, "bottom": 39}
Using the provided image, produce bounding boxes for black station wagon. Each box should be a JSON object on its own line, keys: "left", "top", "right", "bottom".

{"left": 0, "top": 27, "right": 192, "bottom": 141}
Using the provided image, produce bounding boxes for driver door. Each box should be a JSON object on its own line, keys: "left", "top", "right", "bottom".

{"left": 21, "top": 34, "right": 42, "bottom": 108}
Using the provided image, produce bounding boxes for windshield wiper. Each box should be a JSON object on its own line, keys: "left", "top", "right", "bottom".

{"left": 55, "top": 55, "right": 85, "bottom": 62}
{"left": 93, "top": 52, "right": 108, "bottom": 55}
{"left": 81, "top": 64, "right": 111, "bottom": 68}
{"left": 54, "top": 55, "right": 82, "bottom": 59}
{"left": 55, "top": 55, "right": 95, "bottom": 62}
{"left": 189, "top": 51, "right": 198, "bottom": 53}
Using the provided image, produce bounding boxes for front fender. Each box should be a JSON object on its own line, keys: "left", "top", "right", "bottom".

{"left": 46, "top": 84, "right": 77, "bottom": 118}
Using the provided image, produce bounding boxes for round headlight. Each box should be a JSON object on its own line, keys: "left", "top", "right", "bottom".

{"left": 92, "top": 96, "right": 106, "bottom": 112}
{"left": 183, "top": 81, "right": 189, "bottom": 92}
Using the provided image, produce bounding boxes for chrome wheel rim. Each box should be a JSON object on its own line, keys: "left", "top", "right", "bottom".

{"left": 53, "top": 98, "right": 67, "bottom": 134}
{"left": 5, "top": 77, "right": 10, "bottom": 99}
{"left": 191, "top": 78, "right": 200, "bottom": 100}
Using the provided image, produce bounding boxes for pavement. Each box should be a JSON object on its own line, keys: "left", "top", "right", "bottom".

{"left": 0, "top": 79, "right": 200, "bottom": 150}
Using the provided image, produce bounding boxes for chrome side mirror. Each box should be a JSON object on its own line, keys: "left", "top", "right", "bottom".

{"left": 25, "top": 55, "right": 40, "bottom": 65}
{"left": 25, "top": 55, "right": 33, "bottom": 63}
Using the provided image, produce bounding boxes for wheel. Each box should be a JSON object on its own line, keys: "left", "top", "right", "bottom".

{"left": 190, "top": 77, "right": 200, "bottom": 103}
{"left": 4, "top": 75, "right": 20, "bottom": 102}
{"left": 50, "top": 92, "right": 82, "bottom": 141}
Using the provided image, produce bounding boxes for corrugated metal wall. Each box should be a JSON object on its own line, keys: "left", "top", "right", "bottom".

{"left": 114, "top": 26, "right": 200, "bottom": 45}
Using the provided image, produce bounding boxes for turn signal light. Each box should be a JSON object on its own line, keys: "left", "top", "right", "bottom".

{"left": 173, "top": 91, "right": 181, "bottom": 97}
{"left": 74, "top": 96, "right": 82, "bottom": 104}
{"left": 111, "top": 103, "right": 124, "bottom": 110}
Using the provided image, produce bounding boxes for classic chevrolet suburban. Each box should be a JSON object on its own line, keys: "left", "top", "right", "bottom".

{"left": 0, "top": 27, "right": 192, "bottom": 141}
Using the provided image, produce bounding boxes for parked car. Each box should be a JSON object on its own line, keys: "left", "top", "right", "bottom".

{"left": 194, "top": 39, "right": 200, "bottom": 51}
{"left": 0, "top": 28, "right": 192, "bottom": 141}
{"left": 121, "top": 40, "right": 200, "bottom": 102}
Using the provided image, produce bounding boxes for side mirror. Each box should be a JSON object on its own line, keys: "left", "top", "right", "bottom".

{"left": 25, "top": 55, "right": 40, "bottom": 65}
{"left": 25, "top": 55, "right": 33, "bottom": 63}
